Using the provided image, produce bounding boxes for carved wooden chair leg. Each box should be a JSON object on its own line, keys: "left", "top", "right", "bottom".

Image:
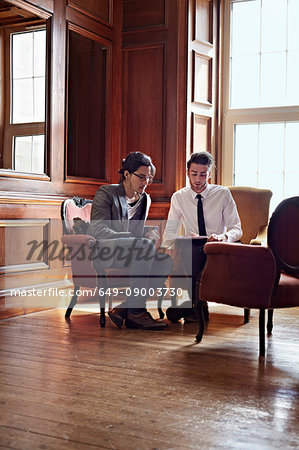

{"left": 244, "top": 308, "right": 250, "bottom": 324}
{"left": 267, "top": 309, "right": 274, "bottom": 336}
{"left": 65, "top": 285, "right": 80, "bottom": 318}
{"left": 195, "top": 300, "right": 205, "bottom": 343}
{"left": 99, "top": 290, "right": 106, "bottom": 328}
{"left": 97, "top": 274, "right": 107, "bottom": 328}
{"left": 259, "top": 309, "right": 265, "bottom": 358}
{"left": 99, "top": 306, "right": 106, "bottom": 328}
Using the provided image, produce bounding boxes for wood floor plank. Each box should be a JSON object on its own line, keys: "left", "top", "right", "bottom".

{"left": 0, "top": 306, "right": 299, "bottom": 449}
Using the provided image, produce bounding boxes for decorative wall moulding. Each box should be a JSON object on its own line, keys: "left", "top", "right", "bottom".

{"left": 123, "top": 0, "right": 166, "bottom": 32}
{"left": 0, "top": 192, "right": 68, "bottom": 206}
{"left": 8, "top": 0, "right": 53, "bottom": 18}
{"left": 67, "top": 0, "right": 113, "bottom": 27}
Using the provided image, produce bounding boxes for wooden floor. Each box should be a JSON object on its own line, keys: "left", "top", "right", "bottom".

{"left": 0, "top": 304, "right": 299, "bottom": 449}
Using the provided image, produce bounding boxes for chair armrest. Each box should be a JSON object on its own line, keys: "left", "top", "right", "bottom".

{"left": 61, "top": 234, "right": 96, "bottom": 248}
{"left": 200, "top": 242, "right": 277, "bottom": 309}
{"left": 250, "top": 224, "right": 268, "bottom": 245}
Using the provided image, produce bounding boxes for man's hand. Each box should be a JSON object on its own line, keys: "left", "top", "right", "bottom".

{"left": 207, "top": 233, "right": 228, "bottom": 242}
{"left": 145, "top": 227, "right": 160, "bottom": 242}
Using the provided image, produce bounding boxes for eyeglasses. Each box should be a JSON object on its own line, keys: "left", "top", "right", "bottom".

{"left": 132, "top": 172, "right": 154, "bottom": 184}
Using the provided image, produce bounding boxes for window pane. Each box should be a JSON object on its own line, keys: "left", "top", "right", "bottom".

{"left": 234, "top": 123, "right": 258, "bottom": 173}
{"left": 34, "top": 78, "right": 45, "bottom": 122}
{"left": 32, "top": 135, "right": 45, "bottom": 173}
{"left": 284, "top": 173, "right": 299, "bottom": 199}
{"left": 34, "top": 30, "right": 46, "bottom": 77}
{"left": 285, "top": 123, "right": 299, "bottom": 172}
{"left": 12, "top": 79, "right": 34, "bottom": 123}
{"left": 260, "top": 53, "right": 286, "bottom": 106}
{"left": 230, "top": 54, "right": 259, "bottom": 108}
{"left": 12, "top": 32, "right": 33, "bottom": 79}
{"left": 234, "top": 171, "right": 257, "bottom": 187}
{"left": 258, "top": 171, "right": 284, "bottom": 210}
{"left": 14, "top": 135, "right": 44, "bottom": 174}
{"left": 11, "top": 30, "right": 46, "bottom": 124}
{"left": 261, "top": 0, "right": 287, "bottom": 53}
{"left": 14, "top": 136, "right": 32, "bottom": 172}
{"left": 287, "top": 51, "right": 299, "bottom": 105}
{"left": 259, "top": 123, "right": 284, "bottom": 170}
{"left": 231, "top": 0, "right": 260, "bottom": 56}
{"left": 234, "top": 122, "right": 299, "bottom": 211}
{"left": 288, "top": 0, "right": 299, "bottom": 51}
{"left": 229, "top": 0, "right": 299, "bottom": 108}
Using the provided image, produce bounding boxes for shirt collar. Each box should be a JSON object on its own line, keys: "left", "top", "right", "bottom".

{"left": 189, "top": 184, "right": 210, "bottom": 201}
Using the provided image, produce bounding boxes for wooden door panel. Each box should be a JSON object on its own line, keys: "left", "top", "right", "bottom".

{"left": 187, "top": 0, "right": 219, "bottom": 182}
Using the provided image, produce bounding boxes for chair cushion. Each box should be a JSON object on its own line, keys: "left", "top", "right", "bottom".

{"left": 270, "top": 273, "right": 299, "bottom": 308}
{"left": 65, "top": 202, "right": 92, "bottom": 233}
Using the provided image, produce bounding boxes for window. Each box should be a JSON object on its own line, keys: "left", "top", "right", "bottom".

{"left": 11, "top": 30, "right": 46, "bottom": 124}
{"left": 0, "top": 12, "right": 48, "bottom": 176}
{"left": 10, "top": 29, "right": 46, "bottom": 174}
{"left": 222, "top": 0, "right": 299, "bottom": 210}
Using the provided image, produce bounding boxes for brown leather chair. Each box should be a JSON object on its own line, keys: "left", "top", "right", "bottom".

{"left": 229, "top": 186, "right": 273, "bottom": 323}
{"left": 197, "top": 196, "right": 299, "bottom": 357}
{"left": 61, "top": 197, "right": 165, "bottom": 327}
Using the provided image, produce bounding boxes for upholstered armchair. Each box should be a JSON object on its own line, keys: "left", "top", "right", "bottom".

{"left": 197, "top": 196, "right": 299, "bottom": 358}
{"left": 228, "top": 187, "right": 272, "bottom": 323}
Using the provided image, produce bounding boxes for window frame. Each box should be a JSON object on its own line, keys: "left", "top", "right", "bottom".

{"left": 0, "top": 18, "right": 51, "bottom": 180}
{"left": 221, "top": 0, "right": 299, "bottom": 186}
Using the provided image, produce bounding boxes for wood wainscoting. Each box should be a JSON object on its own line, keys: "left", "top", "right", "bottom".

{"left": 0, "top": 193, "right": 73, "bottom": 318}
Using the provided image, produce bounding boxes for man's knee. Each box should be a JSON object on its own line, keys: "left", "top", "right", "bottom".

{"left": 154, "top": 252, "right": 173, "bottom": 275}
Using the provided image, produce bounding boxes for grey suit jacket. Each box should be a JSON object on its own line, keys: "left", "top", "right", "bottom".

{"left": 88, "top": 183, "right": 151, "bottom": 241}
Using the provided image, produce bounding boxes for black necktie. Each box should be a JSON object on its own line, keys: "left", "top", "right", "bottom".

{"left": 196, "top": 194, "right": 207, "bottom": 236}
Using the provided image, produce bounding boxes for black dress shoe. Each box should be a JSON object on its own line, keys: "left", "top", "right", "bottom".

{"left": 125, "top": 311, "right": 168, "bottom": 330}
{"left": 166, "top": 307, "right": 185, "bottom": 322}
{"left": 184, "top": 314, "right": 198, "bottom": 323}
{"left": 108, "top": 306, "right": 128, "bottom": 328}
{"left": 166, "top": 300, "right": 193, "bottom": 323}
{"left": 166, "top": 301, "right": 209, "bottom": 323}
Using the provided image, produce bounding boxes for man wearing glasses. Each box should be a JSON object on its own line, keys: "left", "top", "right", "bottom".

{"left": 89, "top": 152, "right": 173, "bottom": 331}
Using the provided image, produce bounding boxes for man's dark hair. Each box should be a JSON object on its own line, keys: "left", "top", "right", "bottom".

{"left": 187, "top": 151, "right": 214, "bottom": 170}
{"left": 119, "top": 152, "right": 156, "bottom": 181}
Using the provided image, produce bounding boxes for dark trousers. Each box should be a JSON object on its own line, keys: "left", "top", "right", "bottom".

{"left": 93, "top": 237, "right": 173, "bottom": 310}
{"left": 172, "top": 238, "right": 207, "bottom": 305}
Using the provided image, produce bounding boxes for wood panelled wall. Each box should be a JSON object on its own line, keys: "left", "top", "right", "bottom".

{"left": 186, "top": 0, "right": 219, "bottom": 183}
{"left": 0, "top": 0, "right": 189, "bottom": 318}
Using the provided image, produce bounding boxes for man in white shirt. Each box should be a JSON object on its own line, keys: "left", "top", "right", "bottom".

{"left": 163, "top": 151, "right": 242, "bottom": 322}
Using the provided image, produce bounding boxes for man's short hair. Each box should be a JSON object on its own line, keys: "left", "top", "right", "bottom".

{"left": 187, "top": 151, "right": 214, "bottom": 170}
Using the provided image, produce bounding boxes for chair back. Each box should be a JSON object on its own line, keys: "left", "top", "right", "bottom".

{"left": 268, "top": 196, "right": 299, "bottom": 277}
{"left": 229, "top": 186, "right": 272, "bottom": 244}
{"left": 61, "top": 197, "right": 92, "bottom": 234}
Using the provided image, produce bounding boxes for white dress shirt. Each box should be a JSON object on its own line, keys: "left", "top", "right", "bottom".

{"left": 162, "top": 184, "right": 242, "bottom": 246}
